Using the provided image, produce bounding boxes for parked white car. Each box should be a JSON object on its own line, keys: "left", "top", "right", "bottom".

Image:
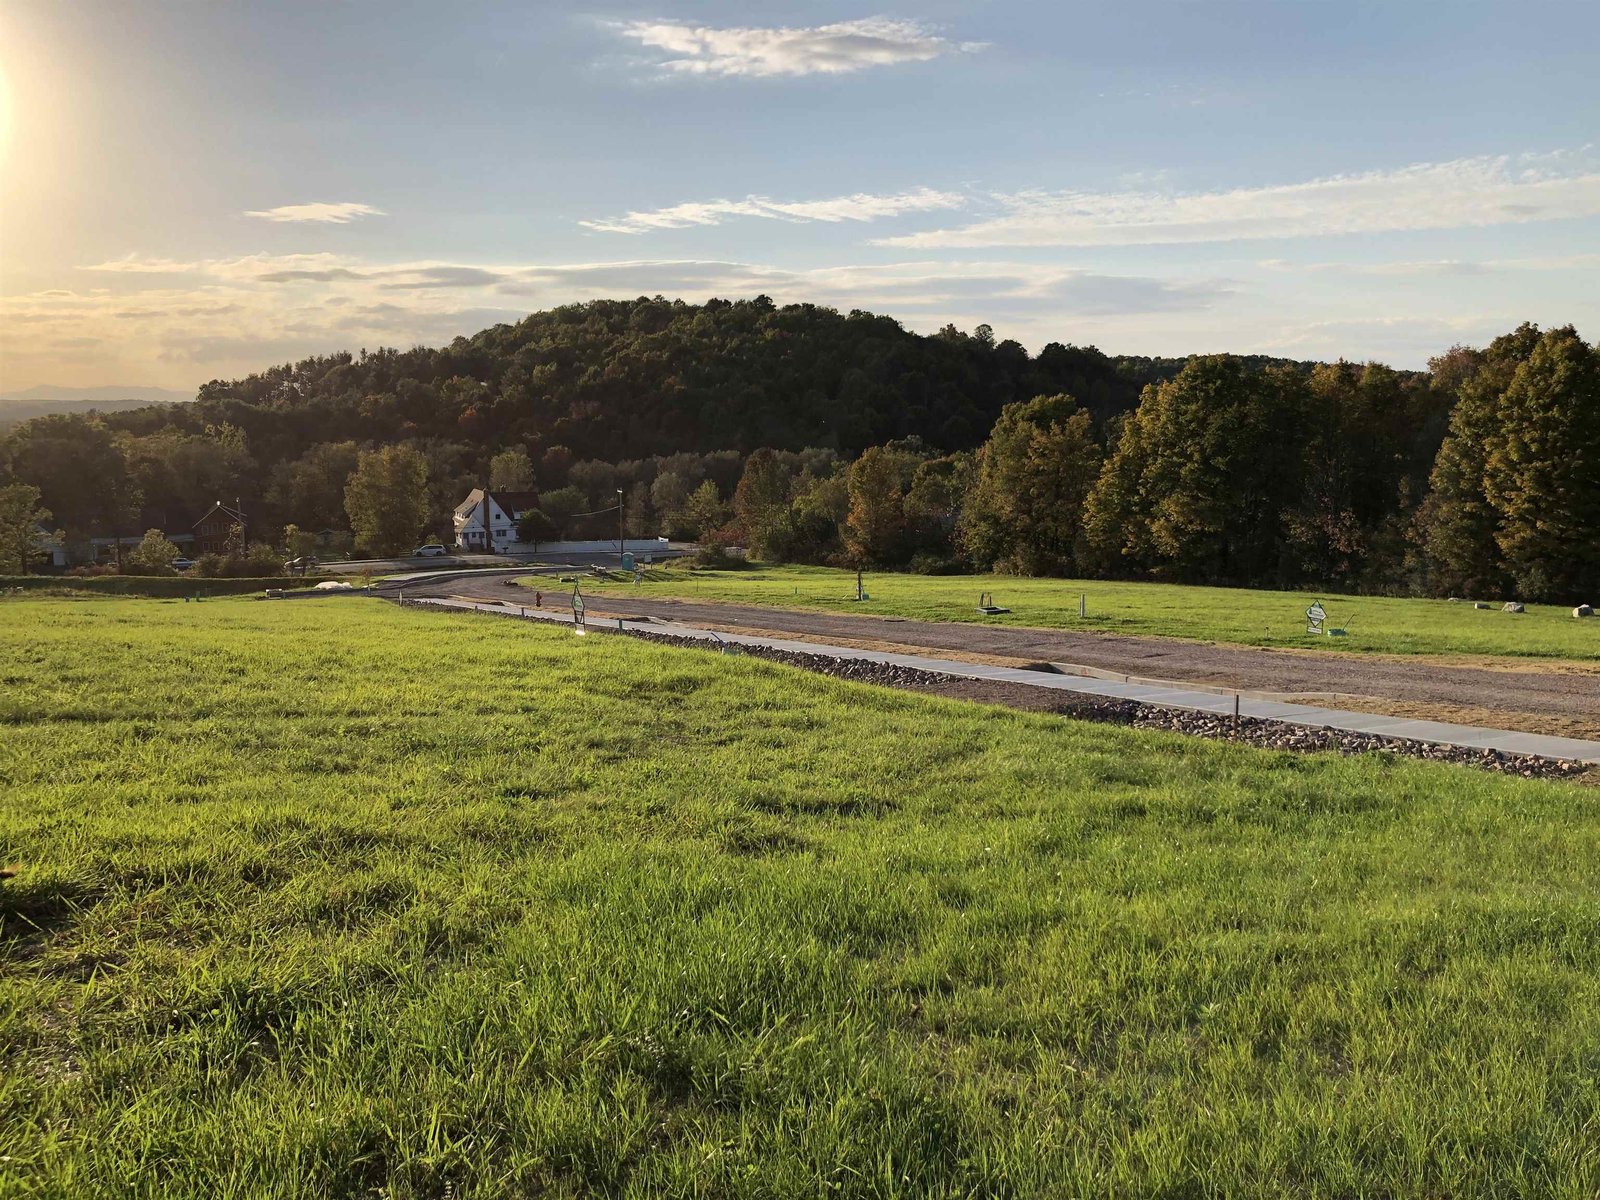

{"left": 171, "top": 557, "right": 197, "bottom": 571}
{"left": 413, "top": 544, "right": 449, "bottom": 557}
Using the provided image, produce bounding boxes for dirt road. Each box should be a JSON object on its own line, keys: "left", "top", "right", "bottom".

{"left": 406, "top": 574, "right": 1600, "bottom": 738}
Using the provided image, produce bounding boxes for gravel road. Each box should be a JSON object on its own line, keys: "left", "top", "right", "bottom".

{"left": 402, "top": 575, "right": 1599, "bottom": 736}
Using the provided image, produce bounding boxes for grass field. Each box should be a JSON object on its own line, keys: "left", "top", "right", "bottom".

{"left": 583, "top": 564, "right": 1600, "bottom": 660}
{"left": 5, "top": 597, "right": 1600, "bottom": 1198}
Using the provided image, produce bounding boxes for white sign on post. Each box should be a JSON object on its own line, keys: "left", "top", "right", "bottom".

{"left": 1306, "top": 602, "right": 1327, "bottom": 635}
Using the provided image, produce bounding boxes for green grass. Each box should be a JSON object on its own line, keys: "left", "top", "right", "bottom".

{"left": 4, "top": 596, "right": 1600, "bottom": 1198}
{"left": 581, "top": 563, "right": 1600, "bottom": 660}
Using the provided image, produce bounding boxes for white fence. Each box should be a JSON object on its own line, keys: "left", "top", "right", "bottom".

{"left": 467, "top": 537, "right": 675, "bottom": 556}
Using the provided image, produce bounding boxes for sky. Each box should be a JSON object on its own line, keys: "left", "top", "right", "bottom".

{"left": 1, "top": 0, "right": 1597, "bottom": 394}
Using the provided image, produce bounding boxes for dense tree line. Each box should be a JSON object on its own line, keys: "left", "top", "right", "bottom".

{"left": 0, "top": 299, "right": 1592, "bottom": 600}
{"left": 0, "top": 298, "right": 1203, "bottom": 556}
{"left": 699, "top": 323, "right": 1594, "bottom": 602}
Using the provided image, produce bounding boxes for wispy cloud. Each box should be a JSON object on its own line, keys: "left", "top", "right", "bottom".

{"left": 17, "top": 251, "right": 1225, "bottom": 387}
{"left": 610, "top": 17, "right": 981, "bottom": 78}
{"left": 78, "top": 251, "right": 1219, "bottom": 315}
{"left": 581, "top": 186, "right": 966, "bottom": 234}
{"left": 1259, "top": 252, "right": 1600, "bottom": 277}
{"left": 243, "top": 201, "right": 385, "bottom": 224}
{"left": 79, "top": 255, "right": 203, "bottom": 274}
{"left": 878, "top": 152, "right": 1600, "bottom": 247}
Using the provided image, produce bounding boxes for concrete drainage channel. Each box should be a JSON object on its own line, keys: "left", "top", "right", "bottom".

{"left": 620, "top": 628, "right": 1587, "bottom": 781}
{"left": 393, "top": 598, "right": 1593, "bottom": 784}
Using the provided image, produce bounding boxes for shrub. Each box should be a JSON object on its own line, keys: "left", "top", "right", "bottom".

{"left": 907, "top": 552, "right": 967, "bottom": 575}
{"left": 693, "top": 537, "right": 748, "bottom": 570}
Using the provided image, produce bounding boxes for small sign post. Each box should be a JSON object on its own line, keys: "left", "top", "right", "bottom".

{"left": 1306, "top": 601, "right": 1327, "bottom": 636}
{"left": 571, "top": 583, "right": 586, "bottom": 635}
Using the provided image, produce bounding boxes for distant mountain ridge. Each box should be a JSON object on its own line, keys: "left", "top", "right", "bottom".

{"left": 0, "top": 385, "right": 193, "bottom": 428}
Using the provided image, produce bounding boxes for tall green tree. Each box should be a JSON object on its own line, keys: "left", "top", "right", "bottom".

{"left": 516, "top": 508, "right": 558, "bottom": 548}
{"left": 0, "top": 483, "right": 52, "bottom": 574}
{"left": 1414, "top": 325, "right": 1542, "bottom": 597}
{"left": 489, "top": 447, "right": 536, "bottom": 492}
{"left": 265, "top": 442, "right": 361, "bottom": 531}
{"left": 961, "top": 395, "right": 1101, "bottom": 575}
{"left": 1283, "top": 362, "right": 1442, "bottom": 588}
{"left": 676, "top": 480, "right": 731, "bottom": 542}
{"left": 733, "top": 449, "right": 793, "bottom": 559}
{"left": 1083, "top": 361, "right": 1304, "bottom": 585}
{"left": 904, "top": 453, "right": 974, "bottom": 562}
{"left": 0, "top": 414, "right": 141, "bottom": 550}
{"left": 537, "top": 487, "right": 586, "bottom": 539}
{"left": 344, "top": 445, "right": 431, "bottom": 556}
{"left": 1482, "top": 327, "right": 1600, "bottom": 599}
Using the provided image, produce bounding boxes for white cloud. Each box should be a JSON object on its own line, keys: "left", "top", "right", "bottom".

{"left": 878, "top": 153, "right": 1600, "bottom": 247}
{"left": 611, "top": 17, "right": 980, "bottom": 78}
{"left": 580, "top": 186, "right": 966, "bottom": 234}
{"left": 243, "top": 201, "right": 385, "bottom": 224}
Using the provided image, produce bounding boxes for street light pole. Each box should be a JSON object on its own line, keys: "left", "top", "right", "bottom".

{"left": 616, "top": 488, "right": 625, "bottom": 568}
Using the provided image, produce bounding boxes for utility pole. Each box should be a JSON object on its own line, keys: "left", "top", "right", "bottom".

{"left": 616, "top": 487, "right": 625, "bottom": 568}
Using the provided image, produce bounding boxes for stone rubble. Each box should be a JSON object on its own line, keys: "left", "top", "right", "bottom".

{"left": 626, "top": 629, "right": 1588, "bottom": 782}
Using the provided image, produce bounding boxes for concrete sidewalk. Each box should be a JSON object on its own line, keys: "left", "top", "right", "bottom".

{"left": 411, "top": 595, "right": 1600, "bottom": 765}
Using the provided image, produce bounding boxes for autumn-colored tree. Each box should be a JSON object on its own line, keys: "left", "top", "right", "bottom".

{"left": 843, "top": 446, "right": 907, "bottom": 564}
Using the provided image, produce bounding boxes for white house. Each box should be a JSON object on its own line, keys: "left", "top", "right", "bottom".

{"left": 452, "top": 488, "right": 538, "bottom": 550}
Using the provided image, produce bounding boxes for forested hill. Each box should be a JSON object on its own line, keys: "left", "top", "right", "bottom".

{"left": 103, "top": 297, "right": 1318, "bottom": 462}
